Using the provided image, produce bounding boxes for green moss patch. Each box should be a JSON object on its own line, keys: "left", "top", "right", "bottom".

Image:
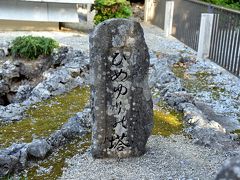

{"left": 172, "top": 63, "right": 227, "bottom": 100}
{"left": 172, "top": 62, "right": 188, "bottom": 79}
{"left": 0, "top": 86, "right": 90, "bottom": 148}
{"left": 152, "top": 100, "right": 184, "bottom": 137}
{"left": 19, "top": 134, "right": 91, "bottom": 180}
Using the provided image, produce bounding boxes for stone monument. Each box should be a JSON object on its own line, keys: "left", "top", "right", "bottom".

{"left": 90, "top": 18, "right": 153, "bottom": 158}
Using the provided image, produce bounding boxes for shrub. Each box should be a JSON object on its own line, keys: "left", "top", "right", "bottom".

{"left": 201, "top": 0, "right": 240, "bottom": 10}
{"left": 11, "top": 35, "right": 59, "bottom": 60}
{"left": 93, "top": 0, "right": 132, "bottom": 25}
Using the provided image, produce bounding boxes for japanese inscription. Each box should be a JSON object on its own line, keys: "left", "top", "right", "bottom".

{"left": 107, "top": 50, "right": 131, "bottom": 152}
{"left": 90, "top": 19, "right": 153, "bottom": 158}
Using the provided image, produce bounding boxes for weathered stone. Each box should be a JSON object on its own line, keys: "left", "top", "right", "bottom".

{"left": 2, "top": 61, "right": 20, "bottom": 79}
{"left": 75, "top": 108, "right": 92, "bottom": 129}
{"left": 194, "top": 100, "right": 240, "bottom": 132}
{"left": 27, "top": 139, "right": 51, "bottom": 159}
{"left": 0, "top": 41, "right": 10, "bottom": 57}
{"left": 90, "top": 19, "right": 153, "bottom": 158}
{"left": 0, "top": 49, "right": 90, "bottom": 123}
{"left": 51, "top": 46, "right": 69, "bottom": 67}
{"left": 0, "top": 154, "right": 17, "bottom": 177}
{"left": 47, "top": 130, "right": 67, "bottom": 148}
{"left": 0, "top": 143, "right": 28, "bottom": 177}
{"left": 164, "top": 92, "right": 193, "bottom": 109}
{"left": 216, "top": 156, "right": 240, "bottom": 180}
{"left": 0, "top": 80, "right": 9, "bottom": 95}
{"left": 0, "top": 49, "right": 5, "bottom": 58}
{"left": 61, "top": 118, "right": 87, "bottom": 139}
{"left": 13, "top": 85, "right": 33, "bottom": 103}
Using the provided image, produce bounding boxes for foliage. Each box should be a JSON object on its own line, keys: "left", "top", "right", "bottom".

{"left": 11, "top": 35, "right": 59, "bottom": 60}
{"left": 201, "top": 0, "right": 240, "bottom": 10}
{"left": 93, "top": 0, "right": 132, "bottom": 25}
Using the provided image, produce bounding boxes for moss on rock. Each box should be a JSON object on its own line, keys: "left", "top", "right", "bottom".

{"left": 152, "top": 100, "right": 184, "bottom": 137}
{"left": 0, "top": 86, "right": 90, "bottom": 148}
{"left": 20, "top": 134, "right": 91, "bottom": 180}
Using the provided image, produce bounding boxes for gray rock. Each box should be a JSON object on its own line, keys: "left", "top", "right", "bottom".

{"left": 61, "top": 119, "right": 87, "bottom": 139}
{"left": 181, "top": 103, "right": 207, "bottom": 126}
{"left": 11, "top": 145, "right": 28, "bottom": 170}
{"left": 36, "top": 165, "right": 53, "bottom": 175}
{"left": 31, "top": 83, "right": 51, "bottom": 100}
{"left": 51, "top": 46, "right": 69, "bottom": 67}
{"left": 1, "top": 61, "right": 20, "bottom": 79}
{"left": 0, "top": 80, "right": 9, "bottom": 95}
{"left": 27, "top": 139, "right": 52, "bottom": 159}
{"left": 159, "top": 71, "right": 177, "bottom": 84}
{"left": 0, "top": 154, "right": 18, "bottom": 177}
{"left": 0, "top": 41, "right": 10, "bottom": 57}
{"left": 148, "top": 58, "right": 169, "bottom": 88}
{"left": 194, "top": 100, "right": 240, "bottom": 132}
{"left": 0, "top": 103, "right": 25, "bottom": 122}
{"left": 216, "top": 156, "right": 240, "bottom": 180}
{"left": 40, "top": 68, "right": 74, "bottom": 94}
{"left": 164, "top": 92, "right": 193, "bottom": 110}
{"left": 159, "top": 81, "right": 183, "bottom": 95}
{"left": 66, "top": 108, "right": 92, "bottom": 133}
{"left": 190, "top": 128, "right": 233, "bottom": 149}
{"left": 182, "top": 103, "right": 226, "bottom": 132}
{"left": 90, "top": 19, "right": 153, "bottom": 158}
{"left": 0, "top": 143, "right": 28, "bottom": 177}
{"left": 12, "top": 85, "right": 32, "bottom": 103}
{"left": 47, "top": 130, "right": 67, "bottom": 148}
{"left": 75, "top": 108, "right": 92, "bottom": 129}
{"left": 0, "top": 49, "right": 5, "bottom": 58}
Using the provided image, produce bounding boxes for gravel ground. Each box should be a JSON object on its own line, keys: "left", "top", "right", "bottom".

{"left": 60, "top": 135, "right": 234, "bottom": 180}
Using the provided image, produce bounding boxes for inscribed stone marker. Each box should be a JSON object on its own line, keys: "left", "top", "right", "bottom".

{"left": 90, "top": 19, "right": 153, "bottom": 158}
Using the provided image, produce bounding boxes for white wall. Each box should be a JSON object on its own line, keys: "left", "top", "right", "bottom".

{"left": 0, "top": 0, "right": 90, "bottom": 22}
{"left": 21, "top": 0, "right": 94, "bottom": 3}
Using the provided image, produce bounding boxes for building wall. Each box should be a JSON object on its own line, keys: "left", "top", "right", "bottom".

{"left": 0, "top": 0, "right": 79, "bottom": 23}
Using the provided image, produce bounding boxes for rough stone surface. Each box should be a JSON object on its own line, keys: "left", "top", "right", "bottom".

{"left": 0, "top": 143, "right": 28, "bottom": 177}
{"left": 216, "top": 156, "right": 240, "bottom": 180}
{"left": 0, "top": 41, "right": 10, "bottom": 58}
{"left": 0, "top": 47, "right": 90, "bottom": 123}
{"left": 61, "top": 117, "right": 88, "bottom": 139}
{"left": 71, "top": 108, "right": 92, "bottom": 129}
{"left": 0, "top": 154, "right": 18, "bottom": 177}
{"left": 27, "top": 139, "right": 52, "bottom": 159}
{"left": 90, "top": 19, "right": 153, "bottom": 158}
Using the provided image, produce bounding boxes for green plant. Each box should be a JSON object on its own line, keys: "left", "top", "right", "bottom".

{"left": 93, "top": 0, "right": 132, "bottom": 25}
{"left": 11, "top": 35, "right": 59, "bottom": 60}
{"left": 201, "top": 0, "right": 240, "bottom": 10}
